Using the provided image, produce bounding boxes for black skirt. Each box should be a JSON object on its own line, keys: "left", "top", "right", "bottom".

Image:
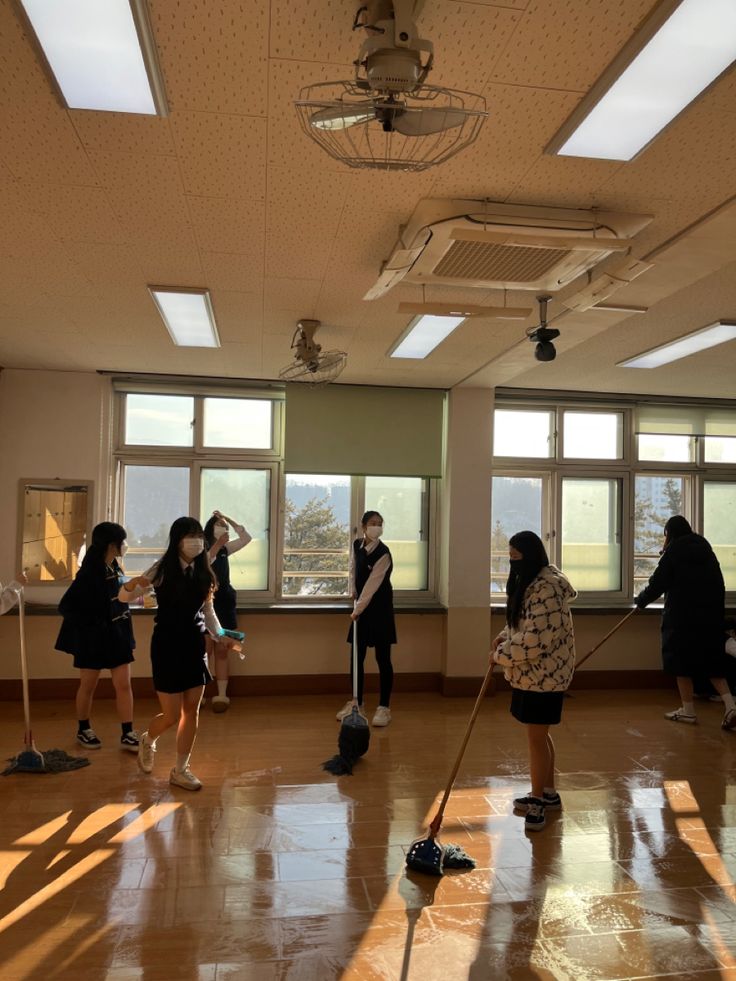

{"left": 214, "top": 584, "right": 238, "bottom": 631}
{"left": 150, "top": 623, "right": 212, "bottom": 694}
{"left": 57, "top": 619, "right": 135, "bottom": 671}
{"left": 510, "top": 688, "right": 565, "bottom": 726}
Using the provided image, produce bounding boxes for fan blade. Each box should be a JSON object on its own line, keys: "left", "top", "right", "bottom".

{"left": 310, "top": 104, "right": 375, "bottom": 131}
{"left": 391, "top": 107, "right": 468, "bottom": 136}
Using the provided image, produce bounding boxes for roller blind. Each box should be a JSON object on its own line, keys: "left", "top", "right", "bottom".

{"left": 635, "top": 404, "right": 736, "bottom": 437}
{"left": 284, "top": 384, "right": 445, "bottom": 476}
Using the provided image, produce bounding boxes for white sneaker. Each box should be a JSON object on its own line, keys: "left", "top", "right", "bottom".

{"left": 138, "top": 732, "right": 156, "bottom": 773}
{"left": 372, "top": 706, "right": 392, "bottom": 727}
{"left": 722, "top": 709, "right": 736, "bottom": 731}
{"left": 212, "top": 695, "right": 230, "bottom": 713}
{"left": 169, "top": 766, "right": 202, "bottom": 791}
{"left": 336, "top": 700, "right": 363, "bottom": 721}
{"left": 664, "top": 708, "right": 697, "bottom": 724}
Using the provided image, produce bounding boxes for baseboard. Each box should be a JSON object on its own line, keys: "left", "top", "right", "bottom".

{"left": 442, "top": 670, "right": 671, "bottom": 697}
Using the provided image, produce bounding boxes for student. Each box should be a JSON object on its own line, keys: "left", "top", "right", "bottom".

{"left": 203, "top": 510, "right": 251, "bottom": 712}
{"left": 0, "top": 571, "right": 26, "bottom": 615}
{"left": 336, "top": 510, "right": 396, "bottom": 728}
{"left": 122, "top": 517, "right": 239, "bottom": 791}
{"left": 636, "top": 515, "right": 735, "bottom": 729}
{"left": 56, "top": 522, "right": 140, "bottom": 751}
{"left": 491, "top": 531, "right": 577, "bottom": 832}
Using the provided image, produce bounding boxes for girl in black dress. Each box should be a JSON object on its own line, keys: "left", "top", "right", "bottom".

{"left": 56, "top": 522, "right": 140, "bottom": 752}
{"left": 121, "top": 517, "right": 238, "bottom": 790}
{"left": 337, "top": 510, "right": 397, "bottom": 728}
{"left": 203, "top": 510, "right": 251, "bottom": 712}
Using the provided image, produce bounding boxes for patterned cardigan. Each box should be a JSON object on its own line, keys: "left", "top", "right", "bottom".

{"left": 494, "top": 565, "right": 577, "bottom": 692}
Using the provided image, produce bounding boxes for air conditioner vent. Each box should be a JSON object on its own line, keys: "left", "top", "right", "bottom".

{"left": 433, "top": 240, "right": 571, "bottom": 283}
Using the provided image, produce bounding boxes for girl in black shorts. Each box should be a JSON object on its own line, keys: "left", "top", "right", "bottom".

{"left": 491, "top": 531, "right": 577, "bottom": 832}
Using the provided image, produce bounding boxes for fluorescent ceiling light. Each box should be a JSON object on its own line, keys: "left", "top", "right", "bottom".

{"left": 618, "top": 320, "right": 736, "bottom": 368}
{"left": 149, "top": 289, "right": 221, "bottom": 348}
{"left": 389, "top": 314, "right": 465, "bottom": 359}
{"left": 552, "top": 0, "right": 736, "bottom": 160}
{"left": 20, "top": 0, "right": 167, "bottom": 115}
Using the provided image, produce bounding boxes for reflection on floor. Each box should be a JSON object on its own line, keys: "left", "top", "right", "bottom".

{"left": 1, "top": 690, "right": 736, "bottom": 979}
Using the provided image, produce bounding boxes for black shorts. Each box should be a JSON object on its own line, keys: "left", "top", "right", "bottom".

{"left": 510, "top": 688, "right": 565, "bottom": 726}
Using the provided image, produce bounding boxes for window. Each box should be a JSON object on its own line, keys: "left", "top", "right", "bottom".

{"left": 491, "top": 475, "right": 544, "bottom": 595}
{"left": 634, "top": 475, "right": 685, "bottom": 593}
{"left": 705, "top": 436, "right": 736, "bottom": 464}
{"left": 563, "top": 411, "right": 623, "bottom": 459}
{"left": 201, "top": 467, "right": 271, "bottom": 590}
{"left": 122, "top": 465, "right": 190, "bottom": 574}
{"left": 704, "top": 482, "right": 736, "bottom": 591}
{"left": 637, "top": 433, "right": 692, "bottom": 463}
{"left": 493, "top": 409, "right": 554, "bottom": 458}
{"left": 365, "top": 476, "right": 428, "bottom": 590}
{"left": 202, "top": 397, "right": 273, "bottom": 450}
{"left": 124, "top": 394, "right": 194, "bottom": 447}
{"left": 561, "top": 477, "right": 621, "bottom": 592}
{"left": 283, "top": 475, "right": 351, "bottom": 596}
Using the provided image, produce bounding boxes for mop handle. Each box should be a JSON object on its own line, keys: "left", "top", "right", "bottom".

{"left": 574, "top": 607, "right": 638, "bottom": 670}
{"left": 16, "top": 588, "right": 33, "bottom": 742}
{"left": 431, "top": 660, "right": 495, "bottom": 831}
{"left": 352, "top": 610, "right": 359, "bottom": 703}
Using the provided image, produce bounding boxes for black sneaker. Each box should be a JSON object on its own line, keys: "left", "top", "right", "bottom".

{"left": 120, "top": 731, "right": 140, "bottom": 752}
{"left": 77, "top": 728, "right": 102, "bottom": 749}
{"left": 513, "top": 791, "right": 561, "bottom": 812}
{"left": 524, "top": 799, "right": 546, "bottom": 832}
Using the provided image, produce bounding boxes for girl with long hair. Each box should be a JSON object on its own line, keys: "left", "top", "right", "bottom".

{"left": 491, "top": 530, "right": 577, "bottom": 832}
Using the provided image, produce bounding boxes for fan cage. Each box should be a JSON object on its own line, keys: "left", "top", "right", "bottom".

{"left": 295, "top": 81, "right": 487, "bottom": 173}
{"left": 279, "top": 350, "right": 348, "bottom": 385}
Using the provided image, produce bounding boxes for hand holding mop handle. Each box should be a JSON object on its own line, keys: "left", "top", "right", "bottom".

{"left": 428, "top": 660, "right": 495, "bottom": 838}
{"left": 574, "top": 607, "right": 638, "bottom": 670}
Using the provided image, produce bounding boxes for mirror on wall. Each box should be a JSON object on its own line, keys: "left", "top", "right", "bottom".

{"left": 19, "top": 481, "right": 92, "bottom": 583}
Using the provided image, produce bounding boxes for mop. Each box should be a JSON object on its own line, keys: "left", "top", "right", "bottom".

{"left": 574, "top": 607, "right": 639, "bottom": 671}
{"left": 3, "top": 588, "right": 90, "bottom": 776}
{"left": 322, "top": 615, "right": 370, "bottom": 775}
{"left": 405, "top": 661, "right": 495, "bottom": 875}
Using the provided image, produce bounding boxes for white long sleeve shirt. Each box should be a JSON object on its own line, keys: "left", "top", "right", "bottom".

{"left": 0, "top": 580, "right": 23, "bottom": 616}
{"left": 118, "top": 560, "right": 224, "bottom": 637}
{"left": 207, "top": 522, "right": 252, "bottom": 563}
{"left": 349, "top": 539, "right": 391, "bottom": 617}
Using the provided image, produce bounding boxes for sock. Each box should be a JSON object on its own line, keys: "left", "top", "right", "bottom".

{"left": 78, "top": 719, "right": 90, "bottom": 733}
{"left": 722, "top": 693, "right": 736, "bottom": 712}
{"left": 682, "top": 701, "right": 695, "bottom": 716}
{"left": 143, "top": 731, "right": 157, "bottom": 749}
{"left": 121, "top": 722, "right": 133, "bottom": 736}
{"left": 176, "top": 752, "right": 190, "bottom": 772}
{"left": 217, "top": 680, "right": 228, "bottom": 699}
{"left": 543, "top": 786, "right": 557, "bottom": 798}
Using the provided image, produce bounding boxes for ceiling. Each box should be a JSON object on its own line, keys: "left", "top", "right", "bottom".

{"left": 1, "top": 0, "right": 736, "bottom": 397}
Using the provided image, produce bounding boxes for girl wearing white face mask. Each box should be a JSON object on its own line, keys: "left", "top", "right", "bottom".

{"left": 56, "top": 522, "right": 140, "bottom": 752}
{"left": 337, "top": 510, "right": 397, "bottom": 728}
{"left": 203, "top": 510, "right": 252, "bottom": 712}
{"left": 121, "top": 516, "right": 238, "bottom": 790}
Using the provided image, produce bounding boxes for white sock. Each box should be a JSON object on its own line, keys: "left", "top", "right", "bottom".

{"left": 682, "top": 701, "right": 695, "bottom": 716}
{"left": 543, "top": 786, "right": 557, "bottom": 797}
{"left": 217, "top": 680, "right": 228, "bottom": 699}
{"left": 722, "top": 693, "right": 735, "bottom": 712}
{"left": 143, "top": 732, "right": 157, "bottom": 749}
{"left": 176, "top": 753, "right": 190, "bottom": 772}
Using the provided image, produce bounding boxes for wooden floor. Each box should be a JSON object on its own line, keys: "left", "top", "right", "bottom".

{"left": 2, "top": 689, "right": 736, "bottom": 980}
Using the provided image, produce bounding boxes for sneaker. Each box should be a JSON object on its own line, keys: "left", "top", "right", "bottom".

{"left": 77, "top": 728, "right": 102, "bottom": 749}
{"left": 524, "top": 799, "right": 546, "bottom": 832}
{"left": 336, "top": 700, "right": 363, "bottom": 721}
{"left": 664, "top": 708, "right": 697, "bottom": 724}
{"left": 120, "top": 731, "right": 140, "bottom": 752}
{"left": 169, "top": 766, "right": 202, "bottom": 791}
{"left": 722, "top": 709, "right": 736, "bottom": 731}
{"left": 372, "top": 706, "right": 392, "bottom": 727}
{"left": 514, "top": 791, "right": 562, "bottom": 812}
{"left": 212, "top": 695, "right": 230, "bottom": 714}
{"left": 138, "top": 732, "right": 155, "bottom": 773}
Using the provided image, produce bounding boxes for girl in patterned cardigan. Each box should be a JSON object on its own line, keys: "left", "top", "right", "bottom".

{"left": 491, "top": 530, "right": 577, "bottom": 832}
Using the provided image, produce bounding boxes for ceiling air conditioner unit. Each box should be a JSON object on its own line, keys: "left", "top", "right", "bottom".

{"left": 364, "top": 199, "right": 653, "bottom": 300}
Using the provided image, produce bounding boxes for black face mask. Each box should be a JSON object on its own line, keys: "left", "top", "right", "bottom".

{"left": 509, "top": 559, "right": 524, "bottom": 574}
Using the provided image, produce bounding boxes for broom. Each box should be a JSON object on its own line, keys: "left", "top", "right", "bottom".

{"left": 322, "top": 613, "right": 370, "bottom": 775}
{"left": 574, "top": 607, "right": 638, "bottom": 670}
{"left": 405, "top": 660, "right": 494, "bottom": 875}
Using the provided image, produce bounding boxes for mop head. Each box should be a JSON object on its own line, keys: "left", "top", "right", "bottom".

{"left": 3, "top": 748, "right": 91, "bottom": 776}
{"left": 405, "top": 837, "right": 476, "bottom": 876}
{"left": 322, "top": 706, "right": 370, "bottom": 775}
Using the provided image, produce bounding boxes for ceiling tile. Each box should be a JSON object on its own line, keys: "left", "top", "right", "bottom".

{"left": 171, "top": 111, "right": 267, "bottom": 198}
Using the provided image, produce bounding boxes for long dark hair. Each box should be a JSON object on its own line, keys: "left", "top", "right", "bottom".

{"left": 505, "top": 530, "right": 549, "bottom": 629}
{"left": 203, "top": 514, "right": 221, "bottom": 549}
{"left": 151, "top": 517, "right": 216, "bottom": 599}
{"left": 664, "top": 515, "right": 692, "bottom": 542}
{"left": 80, "top": 522, "right": 127, "bottom": 573}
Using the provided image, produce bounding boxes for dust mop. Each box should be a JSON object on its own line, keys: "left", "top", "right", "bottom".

{"left": 405, "top": 661, "right": 495, "bottom": 876}
{"left": 322, "top": 614, "right": 370, "bottom": 775}
{"left": 3, "top": 588, "right": 90, "bottom": 776}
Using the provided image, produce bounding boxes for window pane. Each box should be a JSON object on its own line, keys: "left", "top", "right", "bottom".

{"left": 365, "top": 476, "right": 428, "bottom": 590}
{"left": 283, "top": 475, "right": 350, "bottom": 596}
{"left": 637, "top": 433, "right": 692, "bottom": 462}
{"left": 491, "top": 476, "right": 543, "bottom": 595}
{"left": 704, "top": 482, "right": 736, "bottom": 591}
{"left": 493, "top": 410, "right": 553, "bottom": 458}
{"left": 563, "top": 411, "right": 622, "bottom": 459}
{"left": 203, "top": 398, "right": 273, "bottom": 449}
{"left": 123, "top": 465, "right": 190, "bottom": 573}
{"left": 705, "top": 436, "right": 736, "bottom": 464}
{"left": 634, "top": 475, "right": 684, "bottom": 595}
{"left": 125, "top": 394, "right": 194, "bottom": 446}
{"left": 201, "top": 468, "right": 271, "bottom": 590}
{"left": 561, "top": 478, "right": 621, "bottom": 591}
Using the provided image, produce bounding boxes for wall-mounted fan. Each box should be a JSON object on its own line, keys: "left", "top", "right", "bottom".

{"left": 279, "top": 320, "right": 347, "bottom": 384}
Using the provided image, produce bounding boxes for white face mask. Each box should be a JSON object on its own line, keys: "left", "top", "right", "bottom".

{"left": 214, "top": 524, "right": 228, "bottom": 537}
{"left": 365, "top": 525, "right": 383, "bottom": 541}
{"left": 181, "top": 538, "right": 204, "bottom": 560}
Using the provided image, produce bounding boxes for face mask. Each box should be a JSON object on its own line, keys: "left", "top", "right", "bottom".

{"left": 509, "top": 558, "right": 524, "bottom": 573}
{"left": 214, "top": 524, "right": 228, "bottom": 537}
{"left": 366, "top": 525, "right": 383, "bottom": 541}
{"left": 181, "top": 538, "right": 204, "bottom": 559}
